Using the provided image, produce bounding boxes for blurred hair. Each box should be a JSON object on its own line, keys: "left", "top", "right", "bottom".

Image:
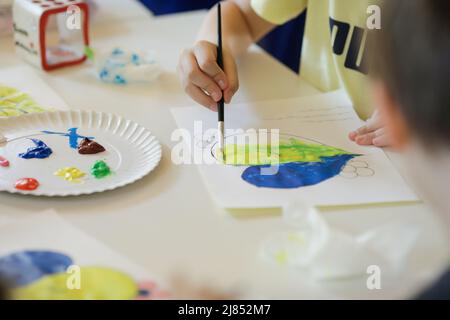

{"left": 371, "top": 0, "right": 450, "bottom": 147}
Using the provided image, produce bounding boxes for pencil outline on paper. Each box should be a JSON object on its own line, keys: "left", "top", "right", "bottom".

{"left": 260, "top": 105, "right": 355, "bottom": 123}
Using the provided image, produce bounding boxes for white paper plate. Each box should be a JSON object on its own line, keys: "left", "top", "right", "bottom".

{"left": 0, "top": 110, "right": 162, "bottom": 196}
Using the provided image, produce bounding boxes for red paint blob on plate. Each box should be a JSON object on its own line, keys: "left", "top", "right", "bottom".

{"left": 15, "top": 178, "right": 40, "bottom": 191}
{"left": 0, "top": 156, "right": 9, "bottom": 167}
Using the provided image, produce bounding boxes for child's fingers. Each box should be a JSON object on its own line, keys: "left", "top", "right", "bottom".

{"left": 185, "top": 83, "right": 218, "bottom": 111}
{"left": 355, "top": 122, "right": 376, "bottom": 136}
{"left": 355, "top": 132, "right": 377, "bottom": 145}
{"left": 373, "top": 128, "right": 391, "bottom": 147}
{"left": 178, "top": 41, "right": 239, "bottom": 109}
{"left": 349, "top": 126, "right": 369, "bottom": 142}
{"left": 194, "top": 44, "right": 228, "bottom": 90}
{"left": 355, "top": 127, "right": 390, "bottom": 147}
{"left": 351, "top": 112, "right": 384, "bottom": 138}
{"left": 349, "top": 114, "right": 384, "bottom": 142}
{"left": 182, "top": 51, "right": 223, "bottom": 102}
{"left": 349, "top": 125, "right": 370, "bottom": 141}
{"left": 373, "top": 135, "right": 390, "bottom": 147}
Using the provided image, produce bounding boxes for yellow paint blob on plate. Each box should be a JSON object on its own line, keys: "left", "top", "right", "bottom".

{"left": 13, "top": 267, "right": 138, "bottom": 300}
{"left": 54, "top": 167, "right": 86, "bottom": 183}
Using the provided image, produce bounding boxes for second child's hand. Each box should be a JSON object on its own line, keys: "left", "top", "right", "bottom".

{"left": 349, "top": 110, "right": 392, "bottom": 147}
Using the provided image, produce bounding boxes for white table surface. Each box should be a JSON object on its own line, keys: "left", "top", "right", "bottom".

{"left": 1, "top": 4, "right": 449, "bottom": 299}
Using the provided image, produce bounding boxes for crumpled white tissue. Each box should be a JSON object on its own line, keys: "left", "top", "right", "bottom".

{"left": 261, "top": 201, "right": 421, "bottom": 280}
{"left": 94, "top": 47, "right": 162, "bottom": 85}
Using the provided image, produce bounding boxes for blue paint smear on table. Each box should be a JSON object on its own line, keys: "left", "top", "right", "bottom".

{"left": 18, "top": 139, "right": 53, "bottom": 159}
{"left": 41, "top": 128, "right": 94, "bottom": 149}
{"left": 241, "top": 154, "right": 356, "bottom": 189}
{"left": 0, "top": 251, "right": 73, "bottom": 287}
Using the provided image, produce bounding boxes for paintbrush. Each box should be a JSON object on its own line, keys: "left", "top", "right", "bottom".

{"left": 217, "top": 2, "right": 225, "bottom": 161}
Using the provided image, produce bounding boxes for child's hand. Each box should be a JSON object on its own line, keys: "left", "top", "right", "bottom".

{"left": 177, "top": 40, "right": 239, "bottom": 111}
{"left": 349, "top": 110, "right": 391, "bottom": 147}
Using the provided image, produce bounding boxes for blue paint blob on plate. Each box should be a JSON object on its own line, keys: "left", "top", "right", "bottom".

{"left": 0, "top": 250, "right": 73, "bottom": 287}
{"left": 18, "top": 139, "right": 53, "bottom": 159}
{"left": 241, "top": 154, "right": 356, "bottom": 189}
{"left": 41, "top": 128, "right": 94, "bottom": 149}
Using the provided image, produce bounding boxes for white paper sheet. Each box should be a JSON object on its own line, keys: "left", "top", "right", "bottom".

{"left": 0, "top": 211, "right": 165, "bottom": 298}
{"left": 0, "top": 65, "right": 69, "bottom": 116}
{"left": 170, "top": 91, "right": 418, "bottom": 208}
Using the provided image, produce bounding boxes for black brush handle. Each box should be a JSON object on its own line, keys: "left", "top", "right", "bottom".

{"left": 217, "top": 2, "right": 225, "bottom": 122}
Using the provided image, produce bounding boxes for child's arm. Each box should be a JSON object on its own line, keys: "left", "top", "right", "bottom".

{"left": 177, "top": 0, "right": 275, "bottom": 110}
{"left": 196, "top": 0, "right": 275, "bottom": 56}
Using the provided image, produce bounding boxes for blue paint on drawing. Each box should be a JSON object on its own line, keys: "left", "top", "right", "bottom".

{"left": 241, "top": 154, "right": 356, "bottom": 189}
{"left": 0, "top": 251, "right": 73, "bottom": 287}
{"left": 18, "top": 139, "right": 53, "bottom": 159}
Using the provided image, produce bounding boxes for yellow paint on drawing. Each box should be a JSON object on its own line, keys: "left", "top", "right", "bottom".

{"left": 223, "top": 138, "right": 353, "bottom": 166}
{"left": 54, "top": 167, "right": 86, "bottom": 183}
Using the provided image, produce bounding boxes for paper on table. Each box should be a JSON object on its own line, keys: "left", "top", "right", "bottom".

{"left": 170, "top": 91, "right": 418, "bottom": 208}
{"left": 0, "top": 211, "right": 167, "bottom": 299}
{"left": 0, "top": 65, "right": 68, "bottom": 117}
